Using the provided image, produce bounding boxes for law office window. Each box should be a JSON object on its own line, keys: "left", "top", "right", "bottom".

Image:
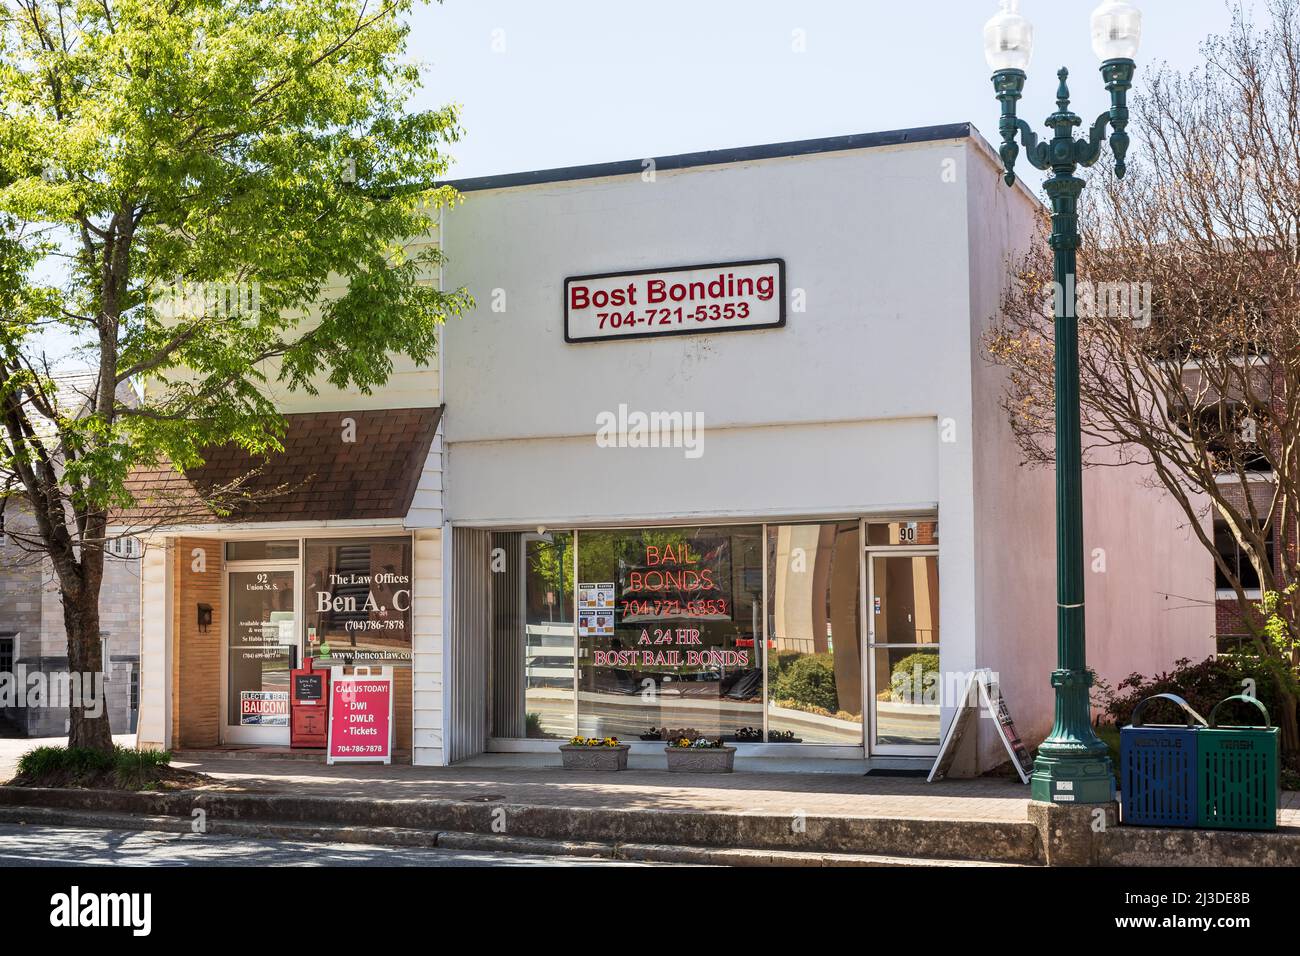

{"left": 304, "top": 537, "right": 412, "bottom": 663}
{"left": 1214, "top": 520, "right": 1274, "bottom": 593}
{"left": 766, "top": 523, "right": 862, "bottom": 744}
{"left": 576, "top": 526, "right": 763, "bottom": 741}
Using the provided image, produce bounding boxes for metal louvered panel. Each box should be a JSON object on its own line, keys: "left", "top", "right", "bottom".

{"left": 448, "top": 528, "right": 490, "bottom": 763}
{"left": 491, "top": 533, "right": 525, "bottom": 739}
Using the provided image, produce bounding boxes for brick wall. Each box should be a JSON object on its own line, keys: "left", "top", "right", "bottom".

{"left": 173, "top": 538, "right": 223, "bottom": 747}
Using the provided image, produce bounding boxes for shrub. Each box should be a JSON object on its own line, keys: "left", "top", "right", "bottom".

{"left": 769, "top": 654, "right": 839, "bottom": 712}
{"left": 1105, "top": 655, "right": 1284, "bottom": 729}
{"left": 15, "top": 745, "right": 171, "bottom": 788}
{"left": 890, "top": 652, "right": 941, "bottom": 702}
{"left": 766, "top": 651, "right": 803, "bottom": 688}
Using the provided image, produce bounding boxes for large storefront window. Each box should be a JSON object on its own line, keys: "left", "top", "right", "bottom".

{"left": 576, "top": 526, "right": 763, "bottom": 740}
{"left": 486, "top": 517, "right": 940, "bottom": 751}
{"left": 766, "top": 523, "right": 862, "bottom": 744}
{"left": 304, "top": 537, "right": 412, "bottom": 664}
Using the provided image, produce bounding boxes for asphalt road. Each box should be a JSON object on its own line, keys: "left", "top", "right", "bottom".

{"left": 0, "top": 822, "right": 648, "bottom": 867}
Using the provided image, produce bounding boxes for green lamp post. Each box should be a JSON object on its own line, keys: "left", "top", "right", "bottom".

{"left": 983, "top": 0, "right": 1144, "bottom": 804}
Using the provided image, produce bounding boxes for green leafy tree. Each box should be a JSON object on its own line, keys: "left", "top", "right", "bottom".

{"left": 0, "top": 0, "right": 471, "bottom": 751}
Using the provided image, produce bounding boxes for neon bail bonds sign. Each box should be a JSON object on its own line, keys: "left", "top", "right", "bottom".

{"left": 565, "top": 259, "right": 785, "bottom": 343}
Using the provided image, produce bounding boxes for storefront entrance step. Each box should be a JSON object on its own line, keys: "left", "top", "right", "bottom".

{"left": 172, "top": 748, "right": 327, "bottom": 762}
{"left": 171, "top": 748, "right": 413, "bottom": 763}
{"left": 0, "top": 805, "right": 1029, "bottom": 867}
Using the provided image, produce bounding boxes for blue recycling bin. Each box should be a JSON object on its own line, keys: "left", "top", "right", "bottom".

{"left": 1120, "top": 693, "right": 1206, "bottom": 827}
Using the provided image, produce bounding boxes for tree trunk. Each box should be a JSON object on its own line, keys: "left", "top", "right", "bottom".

{"left": 1278, "top": 688, "right": 1299, "bottom": 765}
{"left": 63, "top": 589, "right": 113, "bottom": 752}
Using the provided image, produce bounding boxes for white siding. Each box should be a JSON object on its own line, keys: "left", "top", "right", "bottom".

{"left": 136, "top": 540, "right": 171, "bottom": 748}
{"left": 249, "top": 234, "right": 445, "bottom": 415}
{"left": 261, "top": 350, "right": 441, "bottom": 414}
{"left": 411, "top": 527, "right": 445, "bottom": 765}
{"left": 404, "top": 430, "right": 445, "bottom": 529}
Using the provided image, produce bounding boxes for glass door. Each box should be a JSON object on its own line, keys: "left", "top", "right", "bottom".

{"left": 224, "top": 568, "right": 298, "bottom": 744}
{"left": 867, "top": 553, "right": 941, "bottom": 755}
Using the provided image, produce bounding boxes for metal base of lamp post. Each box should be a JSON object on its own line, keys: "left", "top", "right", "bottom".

{"left": 1030, "top": 749, "right": 1116, "bottom": 804}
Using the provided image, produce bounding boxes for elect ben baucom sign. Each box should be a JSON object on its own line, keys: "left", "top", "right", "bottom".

{"left": 565, "top": 259, "right": 785, "bottom": 343}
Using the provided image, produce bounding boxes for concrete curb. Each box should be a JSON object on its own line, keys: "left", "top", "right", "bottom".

{"left": 8, "top": 786, "right": 1291, "bottom": 865}
{"left": 1029, "top": 801, "right": 1300, "bottom": 867}
{"left": 0, "top": 786, "right": 1042, "bottom": 864}
{"left": 0, "top": 805, "right": 1020, "bottom": 867}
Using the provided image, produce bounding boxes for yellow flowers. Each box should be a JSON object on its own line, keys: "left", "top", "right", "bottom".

{"left": 568, "top": 736, "right": 620, "bottom": 747}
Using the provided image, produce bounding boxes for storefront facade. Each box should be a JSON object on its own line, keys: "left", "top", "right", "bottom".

{"left": 130, "top": 407, "right": 446, "bottom": 765}
{"left": 132, "top": 123, "right": 1213, "bottom": 774}
{"left": 434, "top": 123, "right": 1213, "bottom": 771}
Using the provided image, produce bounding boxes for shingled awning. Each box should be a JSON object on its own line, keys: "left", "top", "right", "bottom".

{"left": 122, "top": 406, "right": 443, "bottom": 526}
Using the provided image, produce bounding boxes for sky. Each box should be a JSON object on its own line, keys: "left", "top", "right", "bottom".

{"left": 37, "top": 0, "right": 1262, "bottom": 366}
{"left": 407, "top": 0, "right": 1253, "bottom": 180}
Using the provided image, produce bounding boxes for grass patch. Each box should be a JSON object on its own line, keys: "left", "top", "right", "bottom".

{"left": 11, "top": 745, "right": 210, "bottom": 791}
{"left": 1095, "top": 724, "right": 1122, "bottom": 771}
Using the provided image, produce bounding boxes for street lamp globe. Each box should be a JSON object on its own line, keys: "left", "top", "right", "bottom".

{"left": 984, "top": 0, "right": 1034, "bottom": 72}
{"left": 1091, "top": 0, "right": 1143, "bottom": 61}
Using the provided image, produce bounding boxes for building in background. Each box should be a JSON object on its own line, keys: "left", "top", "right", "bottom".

{"left": 0, "top": 372, "right": 142, "bottom": 737}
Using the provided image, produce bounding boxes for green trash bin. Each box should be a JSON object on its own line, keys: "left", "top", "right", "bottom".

{"left": 1197, "top": 695, "right": 1279, "bottom": 831}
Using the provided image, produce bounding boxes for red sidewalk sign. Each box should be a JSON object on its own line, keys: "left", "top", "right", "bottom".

{"left": 326, "top": 666, "right": 393, "bottom": 765}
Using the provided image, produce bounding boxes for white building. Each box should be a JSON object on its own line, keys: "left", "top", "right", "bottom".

{"left": 131, "top": 123, "right": 1213, "bottom": 773}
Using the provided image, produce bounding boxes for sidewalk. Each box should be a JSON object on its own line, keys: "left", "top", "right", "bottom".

{"left": 3, "top": 737, "right": 1297, "bottom": 829}
{"left": 168, "top": 754, "right": 1034, "bottom": 823}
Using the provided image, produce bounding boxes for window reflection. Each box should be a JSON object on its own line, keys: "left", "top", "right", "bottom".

{"left": 492, "top": 532, "right": 576, "bottom": 739}
{"left": 871, "top": 555, "right": 941, "bottom": 747}
{"left": 486, "top": 518, "right": 943, "bottom": 753}
{"left": 866, "top": 520, "right": 939, "bottom": 547}
{"left": 766, "top": 523, "right": 863, "bottom": 744}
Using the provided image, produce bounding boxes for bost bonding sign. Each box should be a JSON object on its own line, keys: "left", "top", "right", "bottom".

{"left": 565, "top": 259, "right": 785, "bottom": 343}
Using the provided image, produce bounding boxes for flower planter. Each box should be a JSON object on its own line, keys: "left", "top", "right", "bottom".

{"left": 665, "top": 745, "right": 736, "bottom": 773}
{"left": 560, "top": 744, "right": 630, "bottom": 771}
